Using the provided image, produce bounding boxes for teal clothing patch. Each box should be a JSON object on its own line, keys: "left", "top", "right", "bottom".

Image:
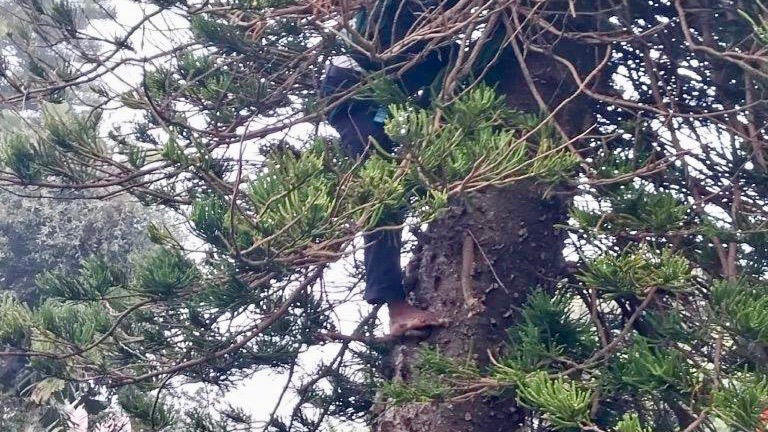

{"left": 354, "top": 7, "right": 368, "bottom": 33}
{"left": 373, "top": 106, "right": 388, "bottom": 123}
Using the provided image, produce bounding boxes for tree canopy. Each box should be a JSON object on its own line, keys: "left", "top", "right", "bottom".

{"left": 2, "top": 0, "right": 768, "bottom": 431}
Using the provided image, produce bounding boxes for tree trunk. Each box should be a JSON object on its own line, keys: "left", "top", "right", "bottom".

{"left": 373, "top": 33, "right": 600, "bottom": 431}
{"left": 374, "top": 183, "right": 567, "bottom": 432}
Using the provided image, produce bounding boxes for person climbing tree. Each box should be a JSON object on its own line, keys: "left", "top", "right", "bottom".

{"left": 321, "top": 0, "right": 455, "bottom": 336}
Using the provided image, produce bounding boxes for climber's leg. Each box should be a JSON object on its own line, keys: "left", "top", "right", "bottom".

{"left": 322, "top": 64, "right": 441, "bottom": 335}
{"left": 323, "top": 65, "right": 404, "bottom": 304}
{"left": 361, "top": 211, "right": 406, "bottom": 304}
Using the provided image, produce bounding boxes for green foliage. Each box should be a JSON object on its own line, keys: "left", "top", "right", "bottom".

{"left": 385, "top": 85, "right": 576, "bottom": 190}
{"left": 614, "top": 337, "right": 692, "bottom": 393}
{"left": 592, "top": 147, "right": 651, "bottom": 179}
{"left": 132, "top": 248, "right": 199, "bottom": 298}
{"left": 29, "top": 377, "right": 66, "bottom": 405}
{"left": 496, "top": 291, "right": 595, "bottom": 373}
{"left": 190, "top": 195, "right": 229, "bottom": 245}
{"left": 578, "top": 247, "right": 692, "bottom": 297}
{"left": 350, "top": 154, "right": 407, "bottom": 226}
{"left": 192, "top": 16, "right": 252, "bottom": 55}
{"left": 417, "top": 346, "right": 480, "bottom": 380}
{"left": 0, "top": 292, "right": 32, "bottom": 346}
{"left": 515, "top": 372, "right": 592, "bottom": 430}
{"left": 0, "top": 104, "right": 107, "bottom": 182}
{"left": 246, "top": 141, "right": 340, "bottom": 249}
{"left": 35, "top": 299, "right": 111, "bottom": 346}
{"left": 380, "top": 348, "right": 478, "bottom": 404}
{"left": 118, "top": 386, "right": 177, "bottom": 430}
{"left": 379, "top": 376, "right": 449, "bottom": 405}
{"left": 411, "top": 188, "right": 449, "bottom": 222}
{"left": 355, "top": 72, "right": 410, "bottom": 109}
{"left": 568, "top": 207, "right": 603, "bottom": 232}
{"left": 571, "top": 185, "right": 689, "bottom": 233}
{"left": 711, "top": 279, "right": 768, "bottom": 344}
{"left": 161, "top": 134, "right": 190, "bottom": 165}
{"left": 613, "top": 188, "right": 688, "bottom": 232}
{"left": 37, "top": 256, "right": 124, "bottom": 300}
{"left": 712, "top": 374, "right": 768, "bottom": 431}
{"left": 43, "top": 105, "right": 103, "bottom": 154}
{"left": 740, "top": 2, "right": 768, "bottom": 45}
{"left": 516, "top": 292, "right": 595, "bottom": 359}
{"left": 641, "top": 308, "right": 690, "bottom": 343}
{"left": 615, "top": 413, "right": 652, "bottom": 432}
{"left": 444, "top": 84, "right": 526, "bottom": 131}
{"left": 0, "top": 133, "right": 41, "bottom": 181}
{"left": 6, "top": 0, "right": 768, "bottom": 430}
{"left": 48, "top": 0, "right": 79, "bottom": 37}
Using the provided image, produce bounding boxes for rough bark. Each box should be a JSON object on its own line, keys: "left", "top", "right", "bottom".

{"left": 373, "top": 27, "right": 601, "bottom": 432}
{"left": 374, "top": 184, "right": 567, "bottom": 432}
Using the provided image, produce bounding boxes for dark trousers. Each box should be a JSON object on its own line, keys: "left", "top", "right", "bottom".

{"left": 322, "top": 65, "right": 406, "bottom": 304}
{"left": 321, "top": 48, "right": 454, "bottom": 304}
{"left": 322, "top": 65, "right": 405, "bottom": 304}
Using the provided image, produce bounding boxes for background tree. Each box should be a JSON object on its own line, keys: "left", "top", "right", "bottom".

{"left": 2, "top": 1, "right": 768, "bottom": 432}
{"left": 0, "top": 107, "right": 162, "bottom": 430}
{"left": 0, "top": 2, "right": 164, "bottom": 428}
{"left": 0, "top": 185, "right": 160, "bottom": 431}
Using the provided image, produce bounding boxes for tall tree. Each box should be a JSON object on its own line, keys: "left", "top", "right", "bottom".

{"left": 2, "top": 1, "right": 768, "bottom": 432}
